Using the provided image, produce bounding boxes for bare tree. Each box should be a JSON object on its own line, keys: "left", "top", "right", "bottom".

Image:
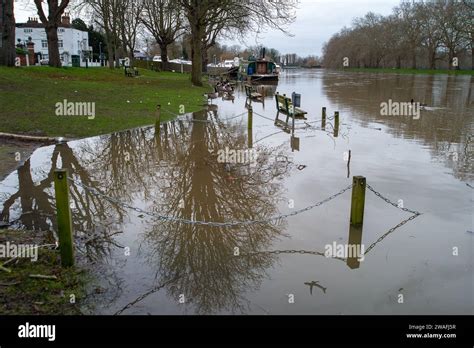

{"left": 118, "top": 0, "right": 144, "bottom": 61}
{"left": 433, "top": 0, "right": 468, "bottom": 70}
{"left": 141, "top": 0, "right": 182, "bottom": 69}
{"left": 179, "top": 0, "right": 296, "bottom": 86}
{"left": 419, "top": 3, "right": 442, "bottom": 69}
{"left": 85, "top": 0, "right": 123, "bottom": 68}
{"left": 33, "top": 0, "right": 70, "bottom": 67}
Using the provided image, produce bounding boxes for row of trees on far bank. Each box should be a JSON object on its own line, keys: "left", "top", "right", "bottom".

{"left": 322, "top": 0, "right": 473, "bottom": 70}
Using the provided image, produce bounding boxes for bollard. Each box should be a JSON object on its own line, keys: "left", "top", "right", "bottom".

{"left": 248, "top": 105, "right": 253, "bottom": 131}
{"left": 350, "top": 176, "right": 366, "bottom": 226}
{"left": 322, "top": 107, "right": 326, "bottom": 129}
{"left": 54, "top": 169, "right": 74, "bottom": 267}
{"left": 155, "top": 104, "right": 161, "bottom": 131}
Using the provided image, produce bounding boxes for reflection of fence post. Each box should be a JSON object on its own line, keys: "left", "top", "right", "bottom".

{"left": 350, "top": 176, "right": 366, "bottom": 226}
{"left": 334, "top": 111, "right": 339, "bottom": 137}
{"left": 322, "top": 107, "right": 326, "bottom": 129}
{"left": 54, "top": 169, "right": 74, "bottom": 267}
{"left": 155, "top": 104, "right": 161, "bottom": 132}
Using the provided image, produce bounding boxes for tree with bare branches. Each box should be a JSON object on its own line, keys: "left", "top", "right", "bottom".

{"left": 141, "top": 0, "right": 182, "bottom": 69}
{"left": 33, "top": 0, "right": 70, "bottom": 67}
{"left": 179, "top": 0, "right": 296, "bottom": 86}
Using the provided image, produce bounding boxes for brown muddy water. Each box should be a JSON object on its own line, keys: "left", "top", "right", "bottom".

{"left": 0, "top": 70, "right": 472, "bottom": 315}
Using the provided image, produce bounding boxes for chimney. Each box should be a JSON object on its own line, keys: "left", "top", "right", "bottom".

{"left": 61, "top": 13, "right": 70, "bottom": 26}
{"left": 27, "top": 40, "right": 35, "bottom": 65}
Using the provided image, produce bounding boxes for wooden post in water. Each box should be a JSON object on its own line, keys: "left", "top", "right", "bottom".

{"left": 54, "top": 169, "right": 74, "bottom": 267}
{"left": 248, "top": 105, "right": 253, "bottom": 131}
{"left": 322, "top": 107, "right": 326, "bottom": 129}
{"left": 333, "top": 111, "right": 339, "bottom": 137}
{"left": 350, "top": 176, "right": 366, "bottom": 226}
{"left": 155, "top": 104, "right": 161, "bottom": 131}
{"left": 346, "top": 225, "right": 363, "bottom": 269}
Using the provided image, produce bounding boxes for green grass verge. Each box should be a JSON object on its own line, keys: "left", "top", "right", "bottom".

{"left": 0, "top": 230, "right": 87, "bottom": 315}
{"left": 341, "top": 67, "right": 474, "bottom": 75}
{"left": 0, "top": 66, "right": 211, "bottom": 138}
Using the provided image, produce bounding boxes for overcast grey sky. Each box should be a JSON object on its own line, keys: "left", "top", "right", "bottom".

{"left": 15, "top": 0, "right": 402, "bottom": 56}
{"left": 221, "top": 0, "right": 401, "bottom": 56}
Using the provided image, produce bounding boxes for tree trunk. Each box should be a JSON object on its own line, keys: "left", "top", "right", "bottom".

{"left": 46, "top": 25, "right": 61, "bottom": 67}
{"left": 190, "top": 23, "right": 203, "bottom": 86}
{"left": 396, "top": 56, "right": 401, "bottom": 69}
{"left": 160, "top": 43, "right": 168, "bottom": 71}
{"left": 471, "top": 33, "right": 474, "bottom": 70}
{"left": 107, "top": 44, "right": 114, "bottom": 69}
{"left": 202, "top": 49, "right": 208, "bottom": 73}
{"left": 429, "top": 49, "right": 436, "bottom": 69}
{"left": 0, "top": 0, "right": 16, "bottom": 66}
{"left": 411, "top": 49, "right": 416, "bottom": 69}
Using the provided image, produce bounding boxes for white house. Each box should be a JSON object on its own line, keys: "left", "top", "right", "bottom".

{"left": 15, "top": 14, "right": 90, "bottom": 67}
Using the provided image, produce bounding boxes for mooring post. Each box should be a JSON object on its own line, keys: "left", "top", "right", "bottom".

{"left": 333, "top": 111, "right": 339, "bottom": 137}
{"left": 54, "top": 169, "right": 74, "bottom": 267}
{"left": 322, "top": 107, "right": 326, "bottom": 129}
{"left": 350, "top": 176, "right": 366, "bottom": 226}
{"left": 155, "top": 104, "right": 161, "bottom": 131}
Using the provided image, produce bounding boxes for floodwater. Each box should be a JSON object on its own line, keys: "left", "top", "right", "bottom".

{"left": 1, "top": 70, "right": 472, "bottom": 315}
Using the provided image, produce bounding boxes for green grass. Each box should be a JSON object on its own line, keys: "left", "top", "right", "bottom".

{"left": 0, "top": 66, "right": 211, "bottom": 138}
{"left": 342, "top": 67, "right": 474, "bottom": 75}
{"left": 0, "top": 230, "right": 87, "bottom": 315}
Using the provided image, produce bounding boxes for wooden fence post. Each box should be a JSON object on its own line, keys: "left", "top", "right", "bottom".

{"left": 350, "top": 176, "right": 366, "bottom": 226}
{"left": 333, "top": 111, "right": 339, "bottom": 137}
{"left": 322, "top": 107, "right": 326, "bottom": 129}
{"left": 54, "top": 169, "right": 74, "bottom": 267}
{"left": 248, "top": 105, "right": 253, "bottom": 131}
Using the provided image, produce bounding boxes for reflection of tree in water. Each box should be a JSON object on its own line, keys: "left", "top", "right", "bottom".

{"left": 322, "top": 73, "right": 474, "bottom": 181}
{"left": 1, "top": 108, "right": 296, "bottom": 314}
{"left": 143, "top": 109, "right": 291, "bottom": 314}
{"left": 0, "top": 143, "right": 125, "bottom": 262}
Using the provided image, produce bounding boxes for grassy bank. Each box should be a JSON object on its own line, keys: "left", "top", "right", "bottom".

{"left": 0, "top": 229, "right": 87, "bottom": 315}
{"left": 342, "top": 67, "right": 474, "bottom": 75}
{"left": 0, "top": 66, "right": 211, "bottom": 138}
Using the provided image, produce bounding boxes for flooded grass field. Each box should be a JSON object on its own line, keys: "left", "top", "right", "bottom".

{"left": 1, "top": 70, "right": 472, "bottom": 315}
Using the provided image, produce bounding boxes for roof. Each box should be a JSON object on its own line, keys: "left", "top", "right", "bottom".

{"left": 16, "top": 23, "right": 72, "bottom": 29}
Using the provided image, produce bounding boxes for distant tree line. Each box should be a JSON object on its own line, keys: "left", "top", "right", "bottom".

{"left": 322, "top": 0, "right": 473, "bottom": 70}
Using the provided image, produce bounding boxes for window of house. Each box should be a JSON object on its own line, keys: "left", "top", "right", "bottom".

{"left": 24, "top": 29, "right": 33, "bottom": 33}
{"left": 58, "top": 40, "right": 63, "bottom": 48}
{"left": 59, "top": 28, "right": 65, "bottom": 33}
{"left": 42, "top": 40, "right": 48, "bottom": 48}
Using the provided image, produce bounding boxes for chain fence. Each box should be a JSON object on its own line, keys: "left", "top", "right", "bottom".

{"left": 236, "top": 183, "right": 422, "bottom": 259}
{"left": 68, "top": 176, "right": 353, "bottom": 227}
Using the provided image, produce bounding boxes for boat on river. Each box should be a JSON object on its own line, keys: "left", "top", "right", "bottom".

{"left": 238, "top": 49, "right": 279, "bottom": 83}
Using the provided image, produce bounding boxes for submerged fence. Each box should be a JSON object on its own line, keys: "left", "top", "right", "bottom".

{"left": 53, "top": 168, "right": 421, "bottom": 267}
